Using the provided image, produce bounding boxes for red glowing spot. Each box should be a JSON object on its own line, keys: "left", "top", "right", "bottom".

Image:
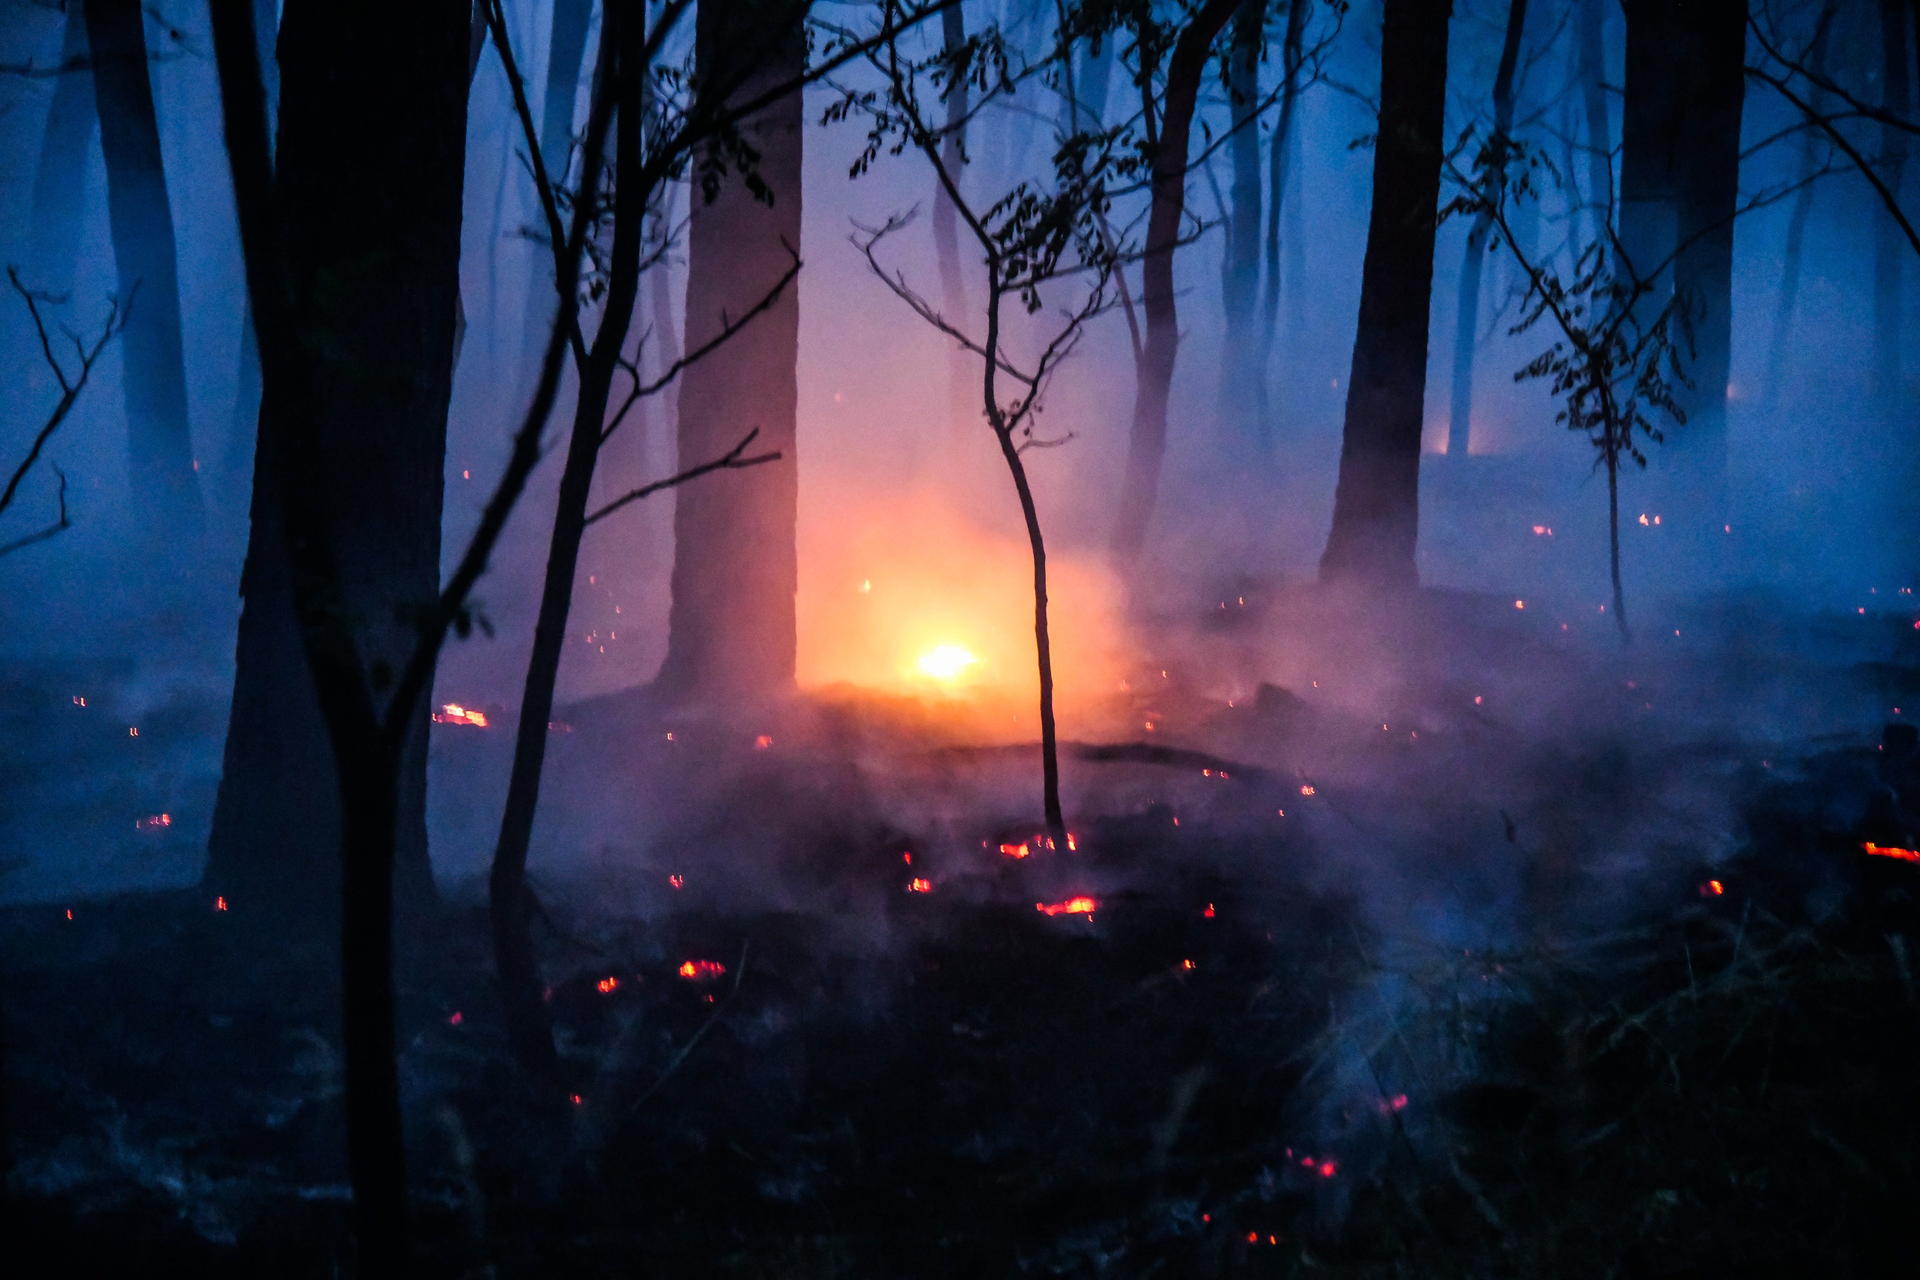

{"left": 906, "top": 877, "right": 933, "bottom": 894}
{"left": 1171, "top": 816, "right": 1180, "bottom": 827}
{"left": 753, "top": 734, "right": 773, "bottom": 750}
{"left": 902, "top": 851, "right": 913, "bottom": 864}
{"left": 1473, "top": 695, "right": 1484, "bottom": 705}
{"left": 596, "top": 975, "right": 620, "bottom": 994}
{"left": 547, "top": 720, "right": 574, "bottom": 733}
{"left": 448, "top": 1011, "right": 464, "bottom": 1026}
{"left": 432, "top": 703, "right": 489, "bottom": 728}
{"left": 1066, "top": 832, "right": 1078, "bottom": 851}
{"left": 1513, "top": 599, "right": 1525, "bottom": 610}
{"left": 1202, "top": 1213, "right": 1210, "bottom": 1223}
{"left": 1319, "top": 1160, "right": 1338, "bottom": 1178}
{"left": 1299, "top": 784, "right": 1316, "bottom": 797}
{"left": 1379, "top": 1092, "right": 1409, "bottom": 1113}
{"left": 704, "top": 993, "right": 716, "bottom": 1004}
{"left": 71, "top": 695, "right": 85, "bottom": 707}
{"left": 1531, "top": 524, "right": 1552, "bottom": 536}
{"left": 999, "top": 841, "right": 1031, "bottom": 859}
{"left": 214, "top": 895, "right": 228, "bottom": 912}
{"left": 1203, "top": 902, "right": 1216, "bottom": 919}
{"left": 128, "top": 726, "right": 139, "bottom": 737}
{"left": 678, "top": 959, "right": 727, "bottom": 981}
{"left": 1035, "top": 896, "right": 1097, "bottom": 917}
{"left": 1699, "top": 879, "right": 1726, "bottom": 897}
{"left": 569, "top": 1093, "right": 583, "bottom": 1106}
{"left": 1863, "top": 842, "right": 1920, "bottom": 863}
{"left": 667, "top": 874, "right": 685, "bottom": 889}
{"left": 1246, "top": 1232, "right": 1258, "bottom": 1244}
{"left": 65, "top": 908, "right": 73, "bottom": 921}
{"left": 1181, "top": 958, "right": 1196, "bottom": 970}
{"left": 462, "top": 469, "right": 470, "bottom": 479}
{"left": 135, "top": 813, "right": 172, "bottom": 832}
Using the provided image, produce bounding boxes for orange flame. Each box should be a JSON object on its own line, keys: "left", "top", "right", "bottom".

{"left": 1035, "top": 896, "right": 1098, "bottom": 917}
{"left": 1863, "top": 842, "right": 1920, "bottom": 863}
{"left": 596, "top": 975, "right": 620, "bottom": 994}
{"left": 134, "top": 813, "right": 171, "bottom": 832}
{"left": 214, "top": 895, "right": 228, "bottom": 912}
{"left": 906, "top": 877, "right": 933, "bottom": 894}
{"left": 432, "top": 703, "right": 489, "bottom": 728}
{"left": 678, "top": 959, "right": 727, "bottom": 981}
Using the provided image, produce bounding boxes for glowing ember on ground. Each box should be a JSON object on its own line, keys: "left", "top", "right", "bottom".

{"left": 1531, "top": 524, "right": 1553, "bottom": 536}
{"left": 667, "top": 874, "right": 685, "bottom": 889}
{"left": 753, "top": 734, "right": 773, "bottom": 750}
{"left": 678, "top": 959, "right": 727, "bottom": 981}
{"left": 1035, "top": 896, "right": 1098, "bottom": 917}
{"left": 1513, "top": 599, "right": 1525, "bottom": 610}
{"left": 1699, "top": 879, "right": 1726, "bottom": 896}
{"left": 1203, "top": 902, "right": 1216, "bottom": 918}
{"left": 65, "top": 908, "right": 72, "bottom": 921}
{"left": 134, "top": 813, "right": 171, "bottom": 832}
{"left": 1299, "top": 784, "right": 1316, "bottom": 797}
{"left": 71, "top": 695, "right": 85, "bottom": 706}
{"left": 1000, "top": 841, "right": 1031, "bottom": 859}
{"left": 448, "top": 1011, "right": 463, "bottom": 1026}
{"left": 1181, "top": 958, "right": 1196, "bottom": 970}
{"left": 569, "top": 1093, "right": 583, "bottom": 1106}
{"left": 214, "top": 896, "right": 228, "bottom": 912}
{"left": 432, "top": 703, "right": 489, "bottom": 728}
{"left": 914, "top": 643, "right": 981, "bottom": 682}
{"left": 596, "top": 976, "right": 620, "bottom": 994}
{"left": 1863, "top": 842, "right": 1920, "bottom": 863}
{"left": 906, "top": 877, "right": 933, "bottom": 893}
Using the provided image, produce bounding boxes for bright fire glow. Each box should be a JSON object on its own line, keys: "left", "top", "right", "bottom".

{"left": 596, "top": 976, "right": 620, "bottom": 994}
{"left": 678, "top": 959, "right": 727, "bottom": 981}
{"left": 1036, "top": 896, "right": 1098, "bottom": 916}
{"left": 915, "top": 643, "right": 981, "bottom": 682}
{"left": 433, "top": 703, "right": 489, "bottom": 728}
{"left": 1863, "top": 842, "right": 1920, "bottom": 863}
{"left": 135, "top": 813, "right": 171, "bottom": 832}
{"left": 906, "top": 877, "right": 933, "bottom": 893}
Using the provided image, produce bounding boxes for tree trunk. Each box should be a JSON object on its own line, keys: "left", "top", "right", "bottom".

{"left": 29, "top": 9, "right": 93, "bottom": 295}
{"left": 1317, "top": 0, "right": 1453, "bottom": 586}
{"left": 934, "top": 1, "right": 971, "bottom": 448}
{"left": 1218, "top": 0, "right": 1269, "bottom": 447}
{"left": 492, "top": 0, "right": 647, "bottom": 1083}
{"left": 1259, "top": 0, "right": 1307, "bottom": 363}
{"left": 1764, "top": 14, "right": 1830, "bottom": 405}
{"left": 1874, "top": 0, "right": 1911, "bottom": 403}
{"left": 1111, "top": 0, "right": 1241, "bottom": 565}
{"left": 83, "top": 0, "right": 202, "bottom": 528}
{"left": 541, "top": 0, "right": 592, "bottom": 177}
{"left": 1669, "top": 0, "right": 1745, "bottom": 549}
{"left": 1575, "top": 0, "right": 1609, "bottom": 251}
{"left": 1618, "top": 0, "right": 1682, "bottom": 318}
{"left": 657, "top": 0, "right": 806, "bottom": 702}
{"left": 1444, "top": 0, "right": 1527, "bottom": 460}
{"left": 206, "top": 0, "right": 467, "bottom": 925}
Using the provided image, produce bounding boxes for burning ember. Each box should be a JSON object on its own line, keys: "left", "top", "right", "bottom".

{"left": 906, "top": 877, "right": 933, "bottom": 893}
{"left": 678, "top": 959, "right": 727, "bottom": 981}
{"left": 667, "top": 874, "right": 685, "bottom": 890}
{"left": 754, "top": 734, "right": 773, "bottom": 750}
{"left": 1863, "top": 842, "right": 1920, "bottom": 863}
{"left": 915, "top": 643, "right": 981, "bottom": 682}
{"left": 596, "top": 976, "right": 621, "bottom": 994}
{"left": 1699, "top": 879, "right": 1727, "bottom": 897}
{"left": 134, "top": 813, "right": 171, "bottom": 832}
{"left": 1035, "top": 896, "right": 1098, "bottom": 917}
{"left": 432, "top": 702, "right": 489, "bottom": 728}
{"left": 213, "top": 896, "right": 229, "bottom": 912}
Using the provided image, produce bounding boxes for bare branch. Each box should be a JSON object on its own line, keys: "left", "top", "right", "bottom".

{"left": 583, "top": 428, "right": 781, "bottom": 526}
{"left": 600, "top": 247, "right": 802, "bottom": 443}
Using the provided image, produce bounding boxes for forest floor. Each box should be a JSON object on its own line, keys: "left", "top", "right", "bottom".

{"left": 5, "top": 585, "right": 1920, "bottom": 1277}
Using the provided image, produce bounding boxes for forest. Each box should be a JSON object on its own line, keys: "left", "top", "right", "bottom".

{"left": 2, "top": 0, "right": 1917, "bottom": 1275}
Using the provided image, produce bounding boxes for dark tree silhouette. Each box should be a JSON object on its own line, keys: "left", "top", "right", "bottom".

{"left": 205, "top": 0, "right": 472, "bottom": 929}
{"left": 1111, "top": 0, "right": 1240, "bottom": 565}
{"left": 658, "top": 0, "right": 809, "bottom": 702}
{"left": 28, "top": 8, "right": 92, "bottom": 294}
{"left": 83, "top": 0, "right": 200, "bottom": 527}
{"left": 1259, "top": 0, "right": 1309, "bottom": 366}
{"left": 1318, "top": 0, "right": 1453, "bottom": 586}
{"left": 1873, "top": 0, "right": 1912, "bottom": 401}
{"left": 1444, "top": 0, "right": 1527, "bottom": 461}
{"left": 1218, "top": 0, "right": 1268, "bottom": 444}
